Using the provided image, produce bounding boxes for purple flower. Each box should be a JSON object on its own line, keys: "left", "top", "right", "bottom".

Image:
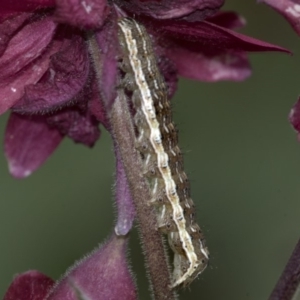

{"left": 260, "top": 0, "right": 300, "bottom": 141}
{"left": 289, "top": 97, "right": 300, "bottom": 141}
{"left": 260, "top": 0, "right": 300, "bottom": 36}
{"left": 2, "top": 2, "right": 293, "bottom": 298}
{"left": 1, "top": 4, "right": 107, "bottom": 178}
{"left": 4, "top": 270, "right": 54, "bottom": 300}
{"left": 4, "top": 234, "right": 137, "bottom": 300}
{"left": 0, "top": 0, "right": 289, "bottom": 178}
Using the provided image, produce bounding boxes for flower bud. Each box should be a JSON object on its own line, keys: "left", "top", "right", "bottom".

{"left": 47, "top": 234, "right": 136, "bottom": 300}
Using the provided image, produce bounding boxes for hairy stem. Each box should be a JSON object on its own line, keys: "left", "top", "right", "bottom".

{"left": 87, "top": 33, "right": 176, "bottom": 300}
{"left": 269, "top": 239, "right": 300, "bottom": 300}
{"left": 110, "top": 91, "right": 176, "bottom": 300}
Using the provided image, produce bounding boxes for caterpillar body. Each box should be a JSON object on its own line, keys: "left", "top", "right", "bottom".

{"left": 117, "top": 17, "right": 209, "bottom": 287}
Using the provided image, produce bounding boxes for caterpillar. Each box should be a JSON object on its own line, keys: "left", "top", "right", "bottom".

{"left": 117, "top": 17, "right": 209, "bottom": 287}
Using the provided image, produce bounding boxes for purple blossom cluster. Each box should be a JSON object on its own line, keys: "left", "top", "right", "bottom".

{"left": 1, "top": 0, "right": 297, "bottom": 299}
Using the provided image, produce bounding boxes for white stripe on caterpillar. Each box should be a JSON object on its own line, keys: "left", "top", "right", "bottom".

{"left": 117, "top": 17, "right": 209, "bottom": 287}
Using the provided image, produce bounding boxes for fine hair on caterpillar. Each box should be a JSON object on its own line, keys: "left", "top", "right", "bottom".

{"left": 117, "top": 17, "right": 209, "bottom": 288}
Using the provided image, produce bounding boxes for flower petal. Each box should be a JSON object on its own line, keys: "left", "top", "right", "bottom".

{"left": 4, "top": 113, "right": 63, "bottom": 178}
{"left": 205, "top": 11, "right": 246, "bottom": 29}
{"left": 0, "top": 0, "right": 55, "bottom": 15}
{"left": 4, "top": 270, "right": 54, "bottom": 300}
{"left": 0, "top": 17, "right": 57, "bottom": 114}
{"left": 156, "top": 18, "right": 289, "bottom": 82}
{"left": 119, "top": 0, "right": 224, "bottom": 20}
{"left": 289, "top": 97, "right": 300, "bottom": 141}
{"left": 0, "top": 17, "right": 56, "bottom": 81}
{"left": 47, "top": 234, "right": 137, "bottom": 300}
{"left": 13, "top": 31, "right": 90, "bottom": 114}
{"left": 114, "top": 149, "right": 135, "bottom": 236}
{"left": 260, "top": 0, "right": 300, "bottom": 36}
{"left": 0, "top": 13, "right": 31, "bottom": 57}
{"left": 158, "top": 19, "right": 290, "bottom": 53}
{"left": 54, "top": 0, "right": 109, "bottom": 29}
{"left": 166, "top": 45, "right": 251, "bottom": 81}
{"left": 47, "top": 106, "right": 100, "bottom": 147}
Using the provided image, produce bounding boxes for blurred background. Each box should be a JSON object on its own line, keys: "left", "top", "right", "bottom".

{"left": 1, "top": 1, "right": 300, "bottom": 299}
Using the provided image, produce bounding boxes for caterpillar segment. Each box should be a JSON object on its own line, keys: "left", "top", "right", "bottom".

{"left": 117, "top": 17, "right": 209, "bottom": 287}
